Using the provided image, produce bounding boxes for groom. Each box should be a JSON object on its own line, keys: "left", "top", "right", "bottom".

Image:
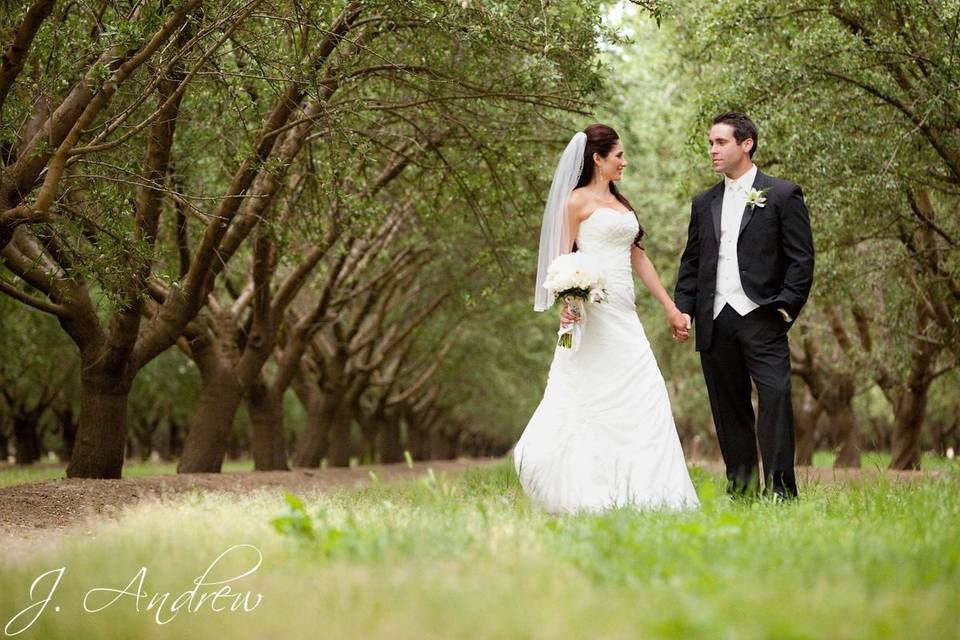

{"left": 673, "top": 112, "right": 814, "bottom": 499}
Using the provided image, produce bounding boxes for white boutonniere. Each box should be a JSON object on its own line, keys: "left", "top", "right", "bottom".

{"left": 746, "top": 188, "right": 770, "bottom": 210}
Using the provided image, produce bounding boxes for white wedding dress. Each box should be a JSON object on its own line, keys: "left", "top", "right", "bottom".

{"left": 513, "top": 207, "right": 700, "bottom": 514}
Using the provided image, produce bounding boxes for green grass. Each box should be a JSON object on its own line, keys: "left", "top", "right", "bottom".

{"left": 0, "top": 460, "right": 958, "bottom": 639}
{"left": 0, "top": 459, "right": 255, "bottom": 487}
{"left": 811, "top": 451, "right": 957, "bottom": 471}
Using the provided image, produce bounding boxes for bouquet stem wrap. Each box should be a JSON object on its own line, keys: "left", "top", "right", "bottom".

{"left": 557, "top": 296, "right": 586, "bottom": 351}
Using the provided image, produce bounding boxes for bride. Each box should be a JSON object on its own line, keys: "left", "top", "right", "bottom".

{"left": 512, "top": 124, "right": 700, "bottom": 514}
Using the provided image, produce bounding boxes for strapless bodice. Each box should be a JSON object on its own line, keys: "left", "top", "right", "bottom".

{"left": 576, "top": 208, "right": 639, "bottom": 285}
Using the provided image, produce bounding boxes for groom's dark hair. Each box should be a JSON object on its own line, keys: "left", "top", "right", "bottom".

{"left": 712, "top": 112, "right": 758, "bottom": 158}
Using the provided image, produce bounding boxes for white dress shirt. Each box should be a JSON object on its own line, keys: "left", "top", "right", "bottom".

{"left": 713, "top": 164, "right": 760, "bottom": 319}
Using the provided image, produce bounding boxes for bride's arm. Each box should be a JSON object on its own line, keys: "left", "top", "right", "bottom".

{"left": 559, "top": 197, "right": 587, "bottom": 325}
{"left": 564, "top": 197, "right": 584, "bottom": 254}
{"left": 631, "top": 246, "right": 687, "bottom": 331}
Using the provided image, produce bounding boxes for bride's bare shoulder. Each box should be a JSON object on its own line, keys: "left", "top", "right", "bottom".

{"left": 567, "top": 188, "right": 594, "bottom": 221}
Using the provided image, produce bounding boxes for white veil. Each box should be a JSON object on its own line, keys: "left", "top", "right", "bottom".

{"left": 534, "top": 131, "right": 586, "bottom": 311}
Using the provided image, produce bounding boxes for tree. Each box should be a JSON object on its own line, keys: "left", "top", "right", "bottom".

{"left": 0, "top": 0, "right": 613, "bottom": 476}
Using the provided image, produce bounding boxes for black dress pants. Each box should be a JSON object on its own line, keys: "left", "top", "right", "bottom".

{"left": 700, "top": 304, "right": 798, "bottom": 498}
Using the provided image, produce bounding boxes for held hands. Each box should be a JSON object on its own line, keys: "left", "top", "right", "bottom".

{"left": 562, "top": 300, "right": 689, "bottom": 341}
{"left": 668, "top": 308, "right": 691, "bottom": 343}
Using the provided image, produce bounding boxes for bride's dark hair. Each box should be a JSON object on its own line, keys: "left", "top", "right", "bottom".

{"left": 577, "top": 123, "right": 645, "bottom": 247}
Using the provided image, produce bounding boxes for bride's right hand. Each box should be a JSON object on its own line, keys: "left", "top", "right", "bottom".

{"left": 560, "top": 303, "right": 580, "bottom": 327}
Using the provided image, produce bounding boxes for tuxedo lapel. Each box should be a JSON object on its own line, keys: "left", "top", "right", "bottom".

{"left": 710, "top": 185, "right": 723, "bottom": 242}
{"left": 737, "top": 169, "right": 770, "bottom": 237}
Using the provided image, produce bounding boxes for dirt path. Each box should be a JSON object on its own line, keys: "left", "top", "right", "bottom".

{"left": 0, "top": 457, "right": 951, "bottom": 543}
{"left": 0, "top": 458, "right": 503, "bottom": 541}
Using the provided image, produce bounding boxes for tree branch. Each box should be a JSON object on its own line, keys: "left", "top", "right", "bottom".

{"left": 0, "top": 0, "right": 56, "bottom": 111}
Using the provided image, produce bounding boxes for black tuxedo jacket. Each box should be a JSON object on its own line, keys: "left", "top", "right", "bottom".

{"left": 674, "top": 169, "right": 815, "bottom": 352}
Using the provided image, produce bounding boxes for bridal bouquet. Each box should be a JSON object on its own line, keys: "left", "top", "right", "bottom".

{"left": 542, "top": 253, "right": 607, "bottom": 350}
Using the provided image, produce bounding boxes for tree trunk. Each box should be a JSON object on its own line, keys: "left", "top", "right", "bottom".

{"left": 792, "top": 384, "right": 820, "bottom": 466}
{"left": 227, "top": 429, "right": 245, "bottom": 460}
{"left": 932, "top": 414, "right": 958, "bottom": 456}
{"left": 377, "top": 416, "right": 403, "bottom": 463}
{"left": 890, "top": 389, "right": 928, "bottom": 470}
{"left": 151, "top": 409, "right": 177, "bottom": 461}
{"left": 246, "top": 382, "right": 289, "bottom": 471}
{"left": 130, "top": 417, "right": 156, "bottom": 462}
{"left": 881, "top": 301, "right": 938, "bottom": 471}
{"left": 326, "top": 399, "right": 354, "bottom": 467}
{"left": 826, "top": 398, "right": 858, "bottom": 469}
{"left": 66, "top": 371, "right": 131, "bottom": 479}
{"left": 358, "top": 412, "right": 377, "bottom": 464}
{"left": 830, "top": 403, "right": 860, "bottom": 468}
{"left": 406, "top": 418, "right": 428, "bottom": 461}
{"left": 359, "top": 434, "right": 375, "bottom": 464}
{"left": 57, "top": 406, "right": 78, "bottom": 462}
{"left": 887, "top": 317, "right": 937, "bottom": 471}
{"left": 822, "top": 375, "right": 860, "bottom": 468}
{"left": 427, "top": 425, "right": 455, "bottom": 460}
{"left": 178, "top": 365, "right": 244, "bottom": 473}
{"left": 443, "top": 427, "right": 459, "bottom": 460}
{"left": 291, "top": 386, "right": 330, "bottom": 468}
{"left": 12, "top": 414, "right": 42, "bottom": 465}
